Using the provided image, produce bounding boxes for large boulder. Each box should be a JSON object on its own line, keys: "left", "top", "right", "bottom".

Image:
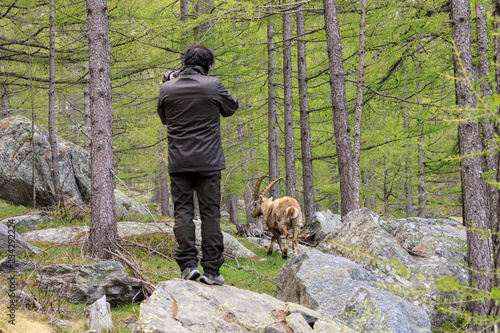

{"left": 134, "top": 279, "right": 354, "bottom": 333}
{"left": 0, "top": 116, "right": 91, "bottom": 207}
{"left": 115, "top": 189, "right": 150, "bottom": 217}
{"left": 36, "top": 261, "right": 144, "bottom": 306}
{"left": 277, "top": 249, "right": 431, "bottom": 333}
{"left": 316, "top": 208, "right": 468, "bottom": 328}
{"left": 302, "top": 210, "right": 342, "bottom": 244}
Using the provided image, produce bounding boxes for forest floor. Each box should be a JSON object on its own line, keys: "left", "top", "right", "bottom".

{"left": 0, "top": 200, "right": 288, "bottom": 332}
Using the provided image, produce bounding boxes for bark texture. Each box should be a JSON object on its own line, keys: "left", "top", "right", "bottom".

{"left": 492, "top": 0, "right": 500, "bottom": 326}
{"left": 352, "top": 0, "right": 366, "bottom": 211}
{"left": 1, "top": 86, "right": 9, "bottom": 118}
{"left": 323, "top": 0, "right": 354, "bottom": 216}
{"left": 86, "top": 0, "right": 119, "bottom": 259}
{"left": 48, "top": 0, "right": 61, "bottom": 207}
{"left": 267, "top": 18, "right": 280, "bottom": 199}
{"left": 451, "top": 0, "right": 491, "bottom": 324}
{"left": 283, "top": 0, "right": 296, "bottom": 198}
{"left": 297, "top": 6, "right": 314, "bottom": 226}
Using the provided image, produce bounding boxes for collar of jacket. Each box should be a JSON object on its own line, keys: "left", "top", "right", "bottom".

{"left": 179, "top": 65, "right": 207, "bottom": 76}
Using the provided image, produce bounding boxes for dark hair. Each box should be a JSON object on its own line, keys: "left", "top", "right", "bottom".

{"left": 183, "top": 45, "right": 214, "bottom": 72}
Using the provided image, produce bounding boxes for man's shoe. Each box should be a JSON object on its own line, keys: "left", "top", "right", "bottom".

{"left": 200, "top": 272, "right": 224, "bottom": 285}
{"left": 181, "top": 263, "right": 201, "bottom": 280}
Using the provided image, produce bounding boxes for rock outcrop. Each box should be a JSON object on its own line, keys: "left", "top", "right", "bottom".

{"left": 36, "top": 261, "right": 144, "bottom": 306}
{"left": 134, "top": 279, "right": 354, "bottom": 333}
{"left": 0, "top": 116, "right": 91, "bottom": 207}
{"left": 277, "top": 249, "right": 431, "bottom": 333}
{"left": 316, "top": 208, "right": 467, "bottom": 328}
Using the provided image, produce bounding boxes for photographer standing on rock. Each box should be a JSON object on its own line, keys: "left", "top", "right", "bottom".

{"left": 157, "top": 45, "right": 239, "bottom": 285}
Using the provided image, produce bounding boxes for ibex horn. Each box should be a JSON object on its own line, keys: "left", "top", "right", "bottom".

{"left": 253, "top": 175, "right": 269, "bottom": 201}
{"left": 261, "top": 177, "right": 283, "bottom": 198}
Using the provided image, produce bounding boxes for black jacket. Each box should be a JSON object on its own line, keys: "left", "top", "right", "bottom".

{"left": 157, "top": 65, "right": 239, "bottom": 172}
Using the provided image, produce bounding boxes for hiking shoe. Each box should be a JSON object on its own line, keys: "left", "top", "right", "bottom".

{"left": 181, "top": 263, "right": 201, "bottom": 280}
{"left": 200, "top": 272, "right": 225, "bottom": 285}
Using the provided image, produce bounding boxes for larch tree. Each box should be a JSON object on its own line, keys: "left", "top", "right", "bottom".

{"left": 492, "top": 0, "right": 500, "bottom": 325}
{"left": 451, "top": 0, "right": 491, "bottom": 326}
{"left": 322, "top": 0, "right": 354, "bottom": 216}
{"left": 297, "top": 5, "right": 314, "bottom": 226}
{"left": 267, "top": 17, "right": 280, "bottom": 199}
{"left": 352, "top": 0, "right": 367, "bottom": 211}
{"left": 283, "top": 0, "right": 296, "bottom": 198}
{"left": 86, "top": 0, "right": 120, "bottom": 259}
{"left": 48, "top": 0, "right": 62, "bottom": 207}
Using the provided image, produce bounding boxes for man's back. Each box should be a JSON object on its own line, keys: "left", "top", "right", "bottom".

{"left": 157, "top": 65, "right": 238, "bottom": 172}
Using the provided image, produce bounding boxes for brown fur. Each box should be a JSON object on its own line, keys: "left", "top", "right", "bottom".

{"left": 251, "top": 179, "right": 302, "bottom": 258}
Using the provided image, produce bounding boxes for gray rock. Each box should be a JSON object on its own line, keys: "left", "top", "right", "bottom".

{"left": 303, "top": 210, "right": 342, "bottom": 243}
{"left": 21, "top": 222, "right": 171, "bottom": 244}
{"left": 0, "top": 213, "right": 52, "bottom": 230}
{"left": 36, "top": 261, "right": 144, "bottom": 306}
{"left": 0, "top": 257, "right": 35, "bottom": 272}
{"left": 134, "top": 279, "right": 352, "bottom": 332}
{"left": 0, "top": 115, "right": 91, "bottom": 207}
{"left": 0, "top": 221, "right": 41, "bottom": 256}
{"left": 317, "top": 208, "right": 468, "bottom": 328}
{"left": 115, "top": 189, "right": 150, "bottom": 217}
{"left": 276, "top": 249, "right": 431, "bottom": 333}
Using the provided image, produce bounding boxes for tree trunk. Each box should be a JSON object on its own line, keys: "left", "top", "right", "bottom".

{"left": 403, "top": 72, "right": 413, "bottom": 216}
{"left": 84, "top": 83, "right": 91, "bottom": 152}
{"left": 451, "top": 0, "right": 491, "bottom": 326}
{"left": 296, "top": 5, "right": 314, "bottom": 227}
{"left": 243, "top": 187, "right": 262, "bottom": 236}
{"left": 158, "top": 129, "right": 170, "bottom": 217}
{"left": 86, "top": 0, "right": 120, "bottom": 259}
{"left": 267, "top": 18, "right": 280, "bottom": 199}
{"left": 491, "top": 0, "right": 500, "bottom": 326}
{"left": 476, "top": 3, "right": 497, "bottom": 233}
{"left": 48, "top": 0, "right": 61, "bottom": 207}
{"left": 283, "top": 0, "right": 296, "bottom": 198}
{"left": 352, "top": 0, "right": 366, "bottom": 211}
{"left": 1, "top": 86, "right": 10, "bottom": 118}
{"left": 322, "top": 0, "right": 354, "bottom": 216}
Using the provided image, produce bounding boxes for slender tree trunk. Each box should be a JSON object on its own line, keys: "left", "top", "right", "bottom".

{"left": 283, "top": 0, "right": 296, "bottom": 198}
{"left": 296, "top": 5, "right": 314, "bottom": 226}
{"left": 416, "top": 44, "right": 427, "bottom": 216}
{"left": 86, "top": 0, "right": 119, "bottom": 259}
{"left": 84, "top": 83, "right": 91, "bottom": 151}
{"left": 180, "top": 0, "right": 188, "bottom": 21}
{"left": 417, "top": 131, "right": 427, "bottom": 215}
{"left": 352, "top": 0, "right": 366, "bottom": 211}
{"left": 403, "top": 72, "right": 413, "bottom": 216}
{"left": 48, "top": 0, "right": 61, "bottom": 207}
{"left": 322, "top": 0, "right": 354, "bottom": 216}
{"left": 158, "top": 129, "right": 170, "bottom": 217}
{"left": 491, "top": 0, "right": 500, "bottom": 326}
{"left": 476, "top": 3, "right": 497, "bottom": 232}
{"left": 451, "top": 0, "right": 491, "bottom": 326}
{"left": 1, "top": 86, "right": 10, "bottom": 118}
{"left": 267, "top": 18, "right": 280, "bottom": 199}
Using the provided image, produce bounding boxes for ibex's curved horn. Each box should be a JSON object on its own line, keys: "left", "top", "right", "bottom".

{"left": 261, "top": 177, "right": 282, "bottom": 198}
{"left": 253, "top": 175, "right": 269, "bottom": 201}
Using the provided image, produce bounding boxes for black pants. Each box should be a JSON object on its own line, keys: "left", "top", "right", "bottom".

{"left": 169, "top": 171, "right": 224, "bottom": 275}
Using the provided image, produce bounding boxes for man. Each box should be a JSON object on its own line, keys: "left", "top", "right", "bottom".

{"left": 157, "top": 45, "right": 238, "bottom": 285}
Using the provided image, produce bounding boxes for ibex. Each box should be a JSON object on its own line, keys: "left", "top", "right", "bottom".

{"left": 251, "top": 176, "right": 302, "bottom": 259}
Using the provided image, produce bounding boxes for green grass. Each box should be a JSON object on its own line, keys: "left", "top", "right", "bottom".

{"left": 0, "top": 200, "right": 41, "bottom": 220}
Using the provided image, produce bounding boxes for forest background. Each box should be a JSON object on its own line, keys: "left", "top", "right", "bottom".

{"left": 3, "top": 0, "right": 500, "bottom": 330}
{"left": 0, "top": 0, "right": 465, "bottom": 219}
